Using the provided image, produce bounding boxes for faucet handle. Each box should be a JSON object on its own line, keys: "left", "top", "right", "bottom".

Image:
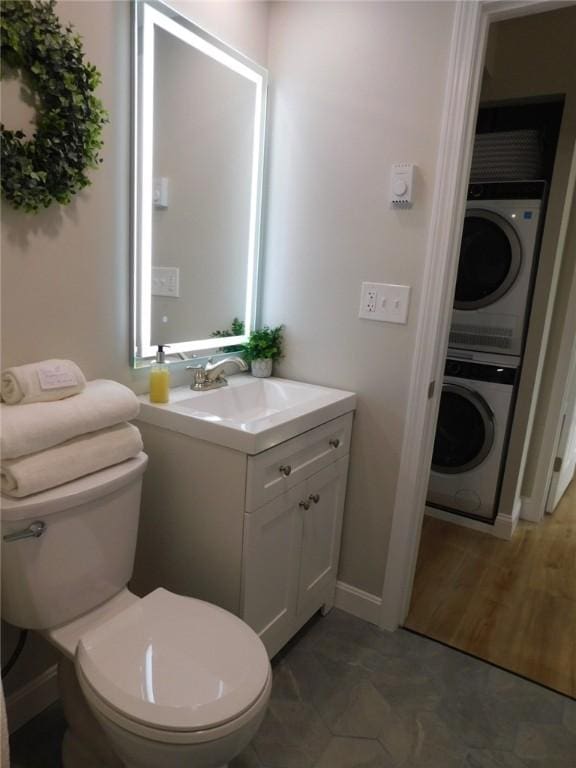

{"left": 186, "top": 365, "right": 207, "bottom": 390}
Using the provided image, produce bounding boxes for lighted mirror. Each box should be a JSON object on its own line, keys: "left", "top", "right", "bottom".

{"left": 132, "top": 0, "right": 267, "bottom": 365}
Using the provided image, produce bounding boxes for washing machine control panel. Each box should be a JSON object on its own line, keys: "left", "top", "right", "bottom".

{"left": 445, "top": 358, "right": 517, "bottom": 385}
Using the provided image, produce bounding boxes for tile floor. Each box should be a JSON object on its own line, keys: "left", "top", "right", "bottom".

{"left": 9, "top": 609, "right": 576, "bottom": 767}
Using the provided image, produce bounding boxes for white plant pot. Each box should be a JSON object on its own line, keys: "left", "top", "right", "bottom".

{"left": 251, "top": 359, "right": 273, "bottom": 378}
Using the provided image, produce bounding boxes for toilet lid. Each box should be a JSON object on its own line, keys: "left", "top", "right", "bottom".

{"left": 76, "top": 588, "right": 270, "bottom": 732}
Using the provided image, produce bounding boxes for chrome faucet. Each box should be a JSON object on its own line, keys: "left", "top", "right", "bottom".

{"left": 187, "top": 356, "right": 248, "bottom": 391}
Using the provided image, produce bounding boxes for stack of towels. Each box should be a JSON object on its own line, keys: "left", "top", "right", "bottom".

{"left": 1, "top": 359, "right": 142, "bottom": 498}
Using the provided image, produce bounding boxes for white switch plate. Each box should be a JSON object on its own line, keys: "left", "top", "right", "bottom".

{"left": 359, "top": 282, "right": 410, "bottom": 324}
{"left": 153, "top": 177, "right": 169, "bottom": 208}
{"left": 152, "top": 266, "right": 180, "bottom": 298}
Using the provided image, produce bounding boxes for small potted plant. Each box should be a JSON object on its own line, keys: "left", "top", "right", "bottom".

{"left": 210, "top": 317, "right": 245, "bottom": 352}
{"left": 242, "top": 325, "right": 284, "bottom": 378}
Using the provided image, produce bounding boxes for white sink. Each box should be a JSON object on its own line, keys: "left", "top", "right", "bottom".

{"left": 138, "top": 375, "right": 356, "bottom": 454}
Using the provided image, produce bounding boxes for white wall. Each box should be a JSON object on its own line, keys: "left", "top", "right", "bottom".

{"left": 262, "top": 1, "right": 455, "bottom": 595}
{"left": 1, "top": 0, "right": 457, "bottom": 714}
{"left": 0, "top": 0, "right": 269, "bottom": 711}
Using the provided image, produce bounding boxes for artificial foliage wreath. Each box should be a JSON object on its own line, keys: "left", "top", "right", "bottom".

{"left": 0, "top": 0, "right": 108, "bottom": 212}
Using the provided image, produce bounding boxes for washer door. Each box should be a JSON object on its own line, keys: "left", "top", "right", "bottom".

{"left": 454, "top": 209, "right": 522, "bottom": 310}
{"left": 432, "top": 384, "right": 495, "bottom": 474}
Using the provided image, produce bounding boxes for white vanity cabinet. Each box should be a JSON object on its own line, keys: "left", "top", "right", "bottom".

{"left": 133, "top": 408, "right": 353, "bottom": 657}
{"left": 243, "top": 457, "right": 349, "bottom": 657}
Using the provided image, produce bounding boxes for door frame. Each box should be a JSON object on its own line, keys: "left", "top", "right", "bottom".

{"left": 378, "top": 0, "right": 574, "bottom": 632}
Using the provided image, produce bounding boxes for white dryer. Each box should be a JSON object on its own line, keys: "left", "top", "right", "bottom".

{"left": 427, "top": 351, "right": 519, "bottom": 521}
{"left": 450, "top": 181, "right": 545, "bottom": 357}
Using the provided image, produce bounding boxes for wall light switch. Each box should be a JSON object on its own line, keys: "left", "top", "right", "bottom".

{"left": 153, "top": 177, "right": 169, "bottom": 208}
{"left": 359, "top": 282, "right": 410, "bottom": 324}
{"left": 152, "top": 266, "right": 180, "bottom": 298}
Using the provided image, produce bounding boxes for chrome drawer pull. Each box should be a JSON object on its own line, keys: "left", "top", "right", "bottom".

{"left": 299, "top": 500, "right": 311, "bottom": 510}
{"left": 279, "top": 464, "right": 292, "bottom": 477}
{"left": 308, "top": 494, "right": 320, "bottom": 504}
{"left": 329, "top": 438, "right": 340, "bottom": 449}
{"left": 3, "top": 521, "right": 47, "bottom": 543}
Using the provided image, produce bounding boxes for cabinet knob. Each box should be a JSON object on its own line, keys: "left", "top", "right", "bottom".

{"left": 308, "top": 493, "right": 320, "bottom": 504}
{"left": 279, "top": 464, "right": 292, "bottom": 477}
{"left": 329, "top": 438, "right": 340, "bottom": 449}
{"left": 299, "top": 500, "right": 311, "bottom": 510}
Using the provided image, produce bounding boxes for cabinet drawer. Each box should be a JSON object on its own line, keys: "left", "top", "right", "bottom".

{"left": 246, "top": 412, "right": 353, "bottom": 512}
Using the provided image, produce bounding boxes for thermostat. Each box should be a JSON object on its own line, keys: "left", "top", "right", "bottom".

{"left": 390, "top": 163, "right": 414, "bottom": 208}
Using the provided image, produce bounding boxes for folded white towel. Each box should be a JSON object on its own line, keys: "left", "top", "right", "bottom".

{"left": 1, "top": 379, "right": 140, "bottom": 460}
{"left": 1, "top": 423, "right": 143, "bottom": 498}
{"left": 1, "top": 359, "right": 87, "bottom": 405}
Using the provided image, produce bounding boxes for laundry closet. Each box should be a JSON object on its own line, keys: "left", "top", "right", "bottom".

{"left": 425, "top": 7, "right": 575, "bottom": 539}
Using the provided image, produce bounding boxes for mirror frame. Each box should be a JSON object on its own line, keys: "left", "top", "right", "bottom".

{"left": 131, "top": 0, "right": 268, "bottom": 366}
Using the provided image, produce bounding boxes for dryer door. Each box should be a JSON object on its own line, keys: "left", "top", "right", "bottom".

{"left": 432, "top": 384, "right": 495, "bottom": 474}
{"left": 454, "top": 210, "right": 522, "bottom": 310}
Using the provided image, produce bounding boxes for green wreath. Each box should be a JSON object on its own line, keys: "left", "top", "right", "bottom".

{"left": 0, "top": 0, "right": 108, "bottom": 212}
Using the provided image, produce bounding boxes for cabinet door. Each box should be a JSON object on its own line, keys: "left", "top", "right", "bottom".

{"left": 242, "top": 486, "right": 302, "bottom": 655}
{"left": 297, "top": 456, "right": 348, "bottom": 618}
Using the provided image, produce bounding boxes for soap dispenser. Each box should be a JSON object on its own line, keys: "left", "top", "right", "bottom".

{"left": 149, "top": 345, "right": 170, "bottom": 403}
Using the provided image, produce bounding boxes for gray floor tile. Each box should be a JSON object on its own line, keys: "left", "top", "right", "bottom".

{"left": 315, "top": 736, "right": 394, "bottom": 768}
{"left": 562, "top": 697, "right": 576, "bottom": 734}
{"left": 9, "top": 700, "right": 65, "bottom": 768}
{"left": 230, "top": 744, "right": 265, "bottom": 767}
{"left": 8, "top": 611, "right": 575, "bottom": 768}
{"left": 464, "top": 749, "right": 527, "bottom": 767}
{"left": 514, "top": 722, "right": 576, "bottom": 760}
{"left": 252, "top": 697, "right": 332, "bottom": 768}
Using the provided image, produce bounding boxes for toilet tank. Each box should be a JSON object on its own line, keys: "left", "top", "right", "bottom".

{"left": 1, "top": 453, "right": 148, "bottom": 630}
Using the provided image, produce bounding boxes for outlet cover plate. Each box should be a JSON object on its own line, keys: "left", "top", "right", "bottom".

{"left": 359, "top": 282, "right": 410, "bottom": 324}
{"left": 152, "top": 266, "right": 180, "bottom": 298}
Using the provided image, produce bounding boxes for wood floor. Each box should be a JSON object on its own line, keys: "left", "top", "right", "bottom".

{"left": 405, "top": 477, "right": 576, "bottom": 698}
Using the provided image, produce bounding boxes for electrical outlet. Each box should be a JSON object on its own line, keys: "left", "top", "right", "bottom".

{"left": 359, "top": 282, "right": 410, "bottom": 324}
{"left": 359, "top": 283, "right": 378, "bottom": 317}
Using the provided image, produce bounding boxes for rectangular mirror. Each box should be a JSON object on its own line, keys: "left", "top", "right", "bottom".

{"left": 132, "top": 0, "right": 267, "bottom": 365}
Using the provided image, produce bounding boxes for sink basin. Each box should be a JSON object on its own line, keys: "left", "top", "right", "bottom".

{"left": 138, "top": 375, "right": 356, "bottom": 454}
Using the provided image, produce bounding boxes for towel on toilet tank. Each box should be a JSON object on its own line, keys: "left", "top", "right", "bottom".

{"left": 0, "top": 379, "right": 140, "bottom": 459}
{"left": 1, "top": 423, "right": 143, "bottom": 497}
{"left": 1, "top": 359, "right": 86, "bottom": 404}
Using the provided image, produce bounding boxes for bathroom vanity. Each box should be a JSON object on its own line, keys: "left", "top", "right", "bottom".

{"left": 133, "top": 375, "right": 356, "bottom": 657}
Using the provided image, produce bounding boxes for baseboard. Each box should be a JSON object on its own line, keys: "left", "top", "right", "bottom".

{"left": 334, "top": 581, "right": 382, "bottom": 625}
{"left": 6, "top": 665, "right": 59, "bottom": 734}
{"left": 519, "top": 494, "right": 542, "bottom": 523}
{"left": 493, "top": 497, "right": 521, "bottom": 539}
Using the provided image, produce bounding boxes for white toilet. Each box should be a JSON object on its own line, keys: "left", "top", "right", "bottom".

{"left": 1, "top": 453, "right": 271, "bottom": 768}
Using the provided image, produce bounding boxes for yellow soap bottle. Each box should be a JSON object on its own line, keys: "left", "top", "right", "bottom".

{"left": 149, "top": 345, "right": 170, "bottom": 404}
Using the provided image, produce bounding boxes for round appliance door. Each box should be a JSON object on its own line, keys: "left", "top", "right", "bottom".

{"left": 431, "top": 384, "right": 495, "bottom": 474}
{"left": 454, "top": 209, "right": 522, "bottom": 310}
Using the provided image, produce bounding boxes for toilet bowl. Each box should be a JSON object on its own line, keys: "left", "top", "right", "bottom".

{"left": 1, "top": 454, "right": 271, "bottom": 767}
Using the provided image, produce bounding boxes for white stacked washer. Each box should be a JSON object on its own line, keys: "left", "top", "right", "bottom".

{"left": 427, "top": 351, "right": 519, "bottom": 521}
{"left": 449, "top": 181, "right": 545, "bottom": 358}
{"left": 428, "top": 181, "right": 546, "bottom": 523}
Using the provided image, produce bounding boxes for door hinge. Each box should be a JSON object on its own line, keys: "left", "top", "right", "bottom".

{"left": 428, "top": 381, "right": 436, "bottom": 399}
{"left": 553, "top": 456, "right": 563, "bottom": 473}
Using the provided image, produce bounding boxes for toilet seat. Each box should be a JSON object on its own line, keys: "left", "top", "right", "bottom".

{"left": 75, "top": 588, "right": 270, "bottom": 744}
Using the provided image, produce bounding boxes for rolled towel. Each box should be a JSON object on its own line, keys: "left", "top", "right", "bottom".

{"left": 1, "top": 423, "right": 143, "bottom": 498}
{"left": 1, "top": 379, "right": 140, "bottom": 460}
{"left": 1, "top": 359, "right": 86, "bottom": 404}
